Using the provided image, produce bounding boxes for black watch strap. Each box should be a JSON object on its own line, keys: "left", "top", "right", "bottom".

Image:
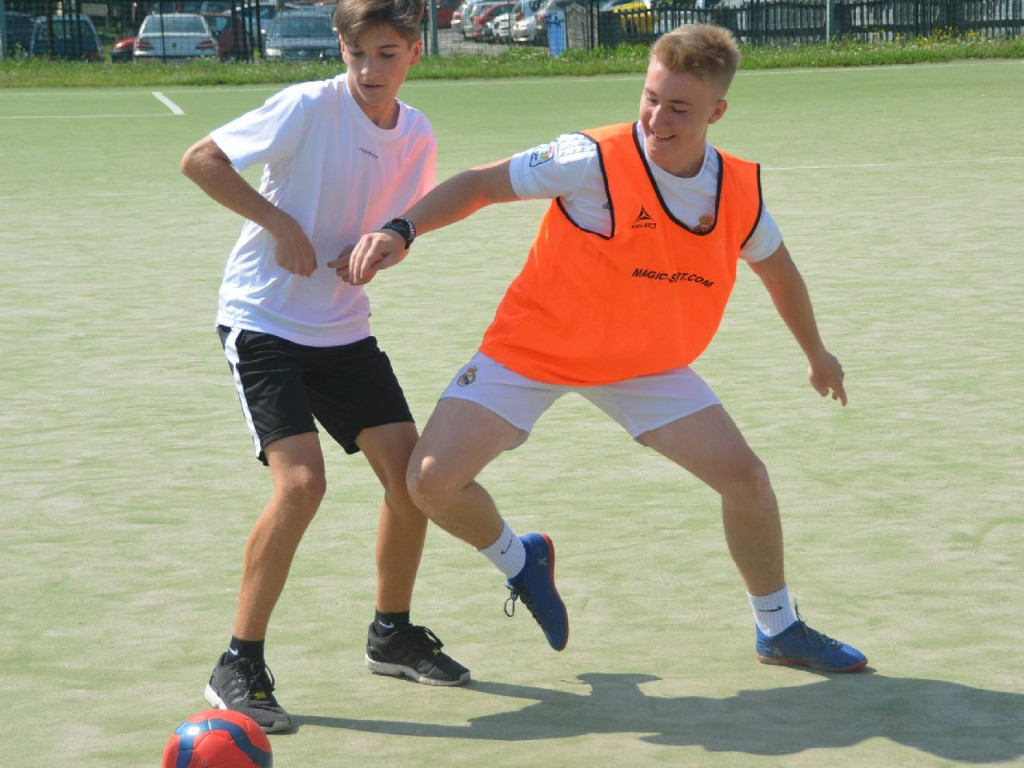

{"left": 381, "top": 217, "right": 416, "bottom": 249}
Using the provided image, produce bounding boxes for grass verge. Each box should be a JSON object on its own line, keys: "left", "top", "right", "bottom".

{"left": 1, "top": 33, "right": 1022, "bottom": 87}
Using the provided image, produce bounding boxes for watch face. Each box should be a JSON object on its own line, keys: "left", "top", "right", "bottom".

{"left": 384, "top": 218, "right": 414, "bottom": 248}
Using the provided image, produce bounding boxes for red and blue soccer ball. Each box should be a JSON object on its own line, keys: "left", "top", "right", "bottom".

{"left": 162, "top": 709, "right": 273, "bottom": 768}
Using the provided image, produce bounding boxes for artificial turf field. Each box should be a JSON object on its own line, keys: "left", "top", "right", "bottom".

{"left": 1, "top": 60, "right": 1022, "bottom": 766}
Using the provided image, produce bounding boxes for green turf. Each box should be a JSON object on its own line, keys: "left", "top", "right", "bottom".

{"left": 1, "top": 62, "right": 1022, "bottom": 766}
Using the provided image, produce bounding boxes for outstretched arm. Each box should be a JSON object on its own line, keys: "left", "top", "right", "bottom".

{"left": 334, "top": 159, "right": 517, "bottom": 285}
{"left": 748, "top": 243, "right": 848, "bottom": 406}
{"left": 181, "top": 137, "right": 316, "bottom": 276}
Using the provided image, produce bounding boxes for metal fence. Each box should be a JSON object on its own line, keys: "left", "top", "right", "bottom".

{"left": 581, "top": 0, "right": 1023, "bottom": 47}
{"left": 1, "top": 0, "right": 1021, "bottom": 60}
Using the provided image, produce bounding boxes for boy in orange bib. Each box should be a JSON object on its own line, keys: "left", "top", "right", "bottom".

{"left": 337, "top": 23, "right": 866, "bottom": 672}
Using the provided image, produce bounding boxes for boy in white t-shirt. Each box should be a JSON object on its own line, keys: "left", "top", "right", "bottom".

{"left": 180, "top": 0, "right": 468, "bottom": 734}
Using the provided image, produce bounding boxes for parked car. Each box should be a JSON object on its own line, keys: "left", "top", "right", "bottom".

{"left": 110, "top": 34, "right": 136, "bottom": 62}
{"left": 263, "top": 10, "right": 339, "bottom": 61}
{"left": 520, "top": 0, "right": 571, "bottom": 46}
{"left": 201, "top": 11, "right": 255, "bottom": 59}
{"left": 29, "top": 15, "right": 103, "bottom": 61}
{"left": 486, "top": 8, "right": 516, "bottom": 42}
{"left": 432, "top": 0, "right": 462, "bottom": 28}
{"left": 3, "top": 11, "right": 35, "bottom": 57}
{"left": 134, "top": 12, "right": 218, "bottom": 60}
{"left": 464, "top": 0, "right": 515, "bottom": 40}
{"left": 450, "top": 0, "right": 470, "bottom": 34}
{"left": 601, "top": 0, "right": 655, "bottom": 35}
{"left": 503, "top": 0, "right": 543, "bottom": 43}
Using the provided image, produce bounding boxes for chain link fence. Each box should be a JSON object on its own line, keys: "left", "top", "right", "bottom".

{"left": 2, "top": 0, "right": 1021, "bottom": 60}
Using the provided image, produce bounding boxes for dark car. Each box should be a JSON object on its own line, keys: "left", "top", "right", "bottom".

{"left": 4, "top": 11, "right": 35, "bottom": 57}
{"left": 263, "top": 9, "right": 339, "bottom": 61}
{"left": 29, "top": 15, "right": 103, "bottom": 61}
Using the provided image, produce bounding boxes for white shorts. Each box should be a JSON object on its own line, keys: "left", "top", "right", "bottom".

{"left": 440, "top": 352, "right": 720, "bottom": 445}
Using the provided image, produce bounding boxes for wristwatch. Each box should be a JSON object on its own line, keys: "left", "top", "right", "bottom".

{"left": 381, "top": 217, "right": 416, "bottom": 249}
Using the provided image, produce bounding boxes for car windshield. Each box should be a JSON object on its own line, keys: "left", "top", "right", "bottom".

{"left": 34, "top": 19, "right": 94, "bottom": 41}
{"left": 205, "top": 16, "right": 229, "bottom": 34}
{"left": 144, "top": 16, "right": 208, "bottom": 34}
{"left": 272, "top": 14, "right": 334, "bottom": 37}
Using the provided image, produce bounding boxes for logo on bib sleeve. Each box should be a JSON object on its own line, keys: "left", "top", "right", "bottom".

{"left": 529, "top": 143, "right": 556, "bottom": 167}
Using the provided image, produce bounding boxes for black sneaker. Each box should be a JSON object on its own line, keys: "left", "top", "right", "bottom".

{"left": 365, "top": 624, "right": 471, "bottom": 687}
{"left": 204, "top": 652, "right": 293, "bottom": 733}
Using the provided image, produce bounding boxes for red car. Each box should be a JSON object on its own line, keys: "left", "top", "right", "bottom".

{"left": 110, "top": 35, "right": 136, "bottom": 62}
{"left": 465, "top": 0, "right": 515, "bottom": 39}
{"left": 433, "top": 0, "right": 461, "bottom": 28}
{"left": 201, "top": 12, "right": 256, "bottom": 60}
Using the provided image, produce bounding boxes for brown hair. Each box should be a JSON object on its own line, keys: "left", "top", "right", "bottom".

{"left": 333, "top": 0, "right": 424, "bottom": 45}
{"left": 650, "top": 24, "right": 741, "bottom": 97}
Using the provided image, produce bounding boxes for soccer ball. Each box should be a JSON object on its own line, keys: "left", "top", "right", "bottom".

{"left": 162, "top": 709, "right": 273, "bottom": 768}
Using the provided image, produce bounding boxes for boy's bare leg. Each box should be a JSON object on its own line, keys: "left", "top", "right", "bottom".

{"left": 359, "top": 420, "right": 471, "bottom": 685}
{"left": 408, "top": 397, "right": 569, "bottom": 651}
{"left": 234, "top": 432, "right": 326, "bottom": 640}
{"left": 639, "top": 405, "right": 785, "bottom": 596}
{"left": 406, "top": 398, "right": 525, "bottom": 548}
{"left": 357, "top": 422, "right": 426, "bottom": 612}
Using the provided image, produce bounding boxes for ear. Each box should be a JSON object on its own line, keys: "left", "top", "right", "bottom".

{"left": 708, "top": 99, "right": 728, "bottom": 125}
{"left": 408, "top": 37, "right": 423, "bottom": 66}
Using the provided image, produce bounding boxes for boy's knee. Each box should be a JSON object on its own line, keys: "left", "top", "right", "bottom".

{"left": 278, "top": 467, "right": 327, "bottom": 510}
{"left": 734, "top": 460, "right": 775, "bottom": 505}
{"left": 406, "top": 457, "right": 451, "bottom": 516}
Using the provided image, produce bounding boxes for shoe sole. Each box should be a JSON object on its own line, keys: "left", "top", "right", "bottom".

{"left": 365, "top": 655, "right": 471, "bottom": 687}
{"left": 204, "top": 683, "right": 294, "bottom": 733}
{"left": 756, "top": 654, "right": 868, "bottom": 673}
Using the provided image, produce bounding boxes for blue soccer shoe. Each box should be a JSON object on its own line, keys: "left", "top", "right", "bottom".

{"left": 757, "top": 615, "right": 867, "bottom": 672}
{"left": 505, "top": 532, "right": 569, "bottom": 651}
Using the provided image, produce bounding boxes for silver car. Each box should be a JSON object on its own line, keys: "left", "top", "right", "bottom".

{"left": 263, "top": 10, "right": 340, "bottom": 61}
{"left": 134, "top": 12, "right": 218, "bottom": 60}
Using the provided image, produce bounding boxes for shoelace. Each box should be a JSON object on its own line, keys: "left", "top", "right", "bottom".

{"left": 796, "top": 622, "right": 842, "bottom": 649}
{"left": 228, "top": 658, "right": 277, "bottom": 705}
{"left": 793, "top": 604, "right": 841, "bottom": 649}
{"left": 504, "top": 584, "right": 537, "bottom": 623}
{"left": 407, "top": 625, "right": 446, "bottom": 651}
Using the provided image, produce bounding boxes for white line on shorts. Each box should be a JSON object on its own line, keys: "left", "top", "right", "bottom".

{"left": 152, "top": 91, "right": 185, "bottom": 115}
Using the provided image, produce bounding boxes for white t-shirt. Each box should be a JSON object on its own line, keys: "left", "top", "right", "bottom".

{"left": 509, "top": 122, "right": 782, "bottom": 262}
{"left": 211, "top": 75, "right": 436, "bottom": 346}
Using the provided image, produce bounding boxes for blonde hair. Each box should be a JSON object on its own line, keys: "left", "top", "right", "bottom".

{"left": 334, "top": 0, "right": 424, "bottom": 45}
{"left": 650, "top": 24, "right": 741, "bottom": 98}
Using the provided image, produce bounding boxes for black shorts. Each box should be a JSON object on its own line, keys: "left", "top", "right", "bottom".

{"left": 218, "top": 326, "right": 413, "bottom": 463}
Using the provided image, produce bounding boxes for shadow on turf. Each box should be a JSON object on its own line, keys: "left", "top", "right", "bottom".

{"left": 294, "top": 671, "right": 1024, "bottom": 763}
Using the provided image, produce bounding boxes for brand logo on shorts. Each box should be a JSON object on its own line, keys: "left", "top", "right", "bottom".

{"left": 457, "top": 366, "right": 478, "bottom": 387}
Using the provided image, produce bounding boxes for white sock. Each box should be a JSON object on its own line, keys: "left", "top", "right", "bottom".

{"left": 478, "top": 521, "right": 526, "bottom": 578}
{"left": 748, "top": 586, "right": 798, "bottom": 637}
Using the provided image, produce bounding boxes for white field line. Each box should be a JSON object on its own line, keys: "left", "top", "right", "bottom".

{"left": 0, "top": 113, "right": 177, "bottom": 120}
{"left": 152, "top": 91, "right": 185, "bottom": 115}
